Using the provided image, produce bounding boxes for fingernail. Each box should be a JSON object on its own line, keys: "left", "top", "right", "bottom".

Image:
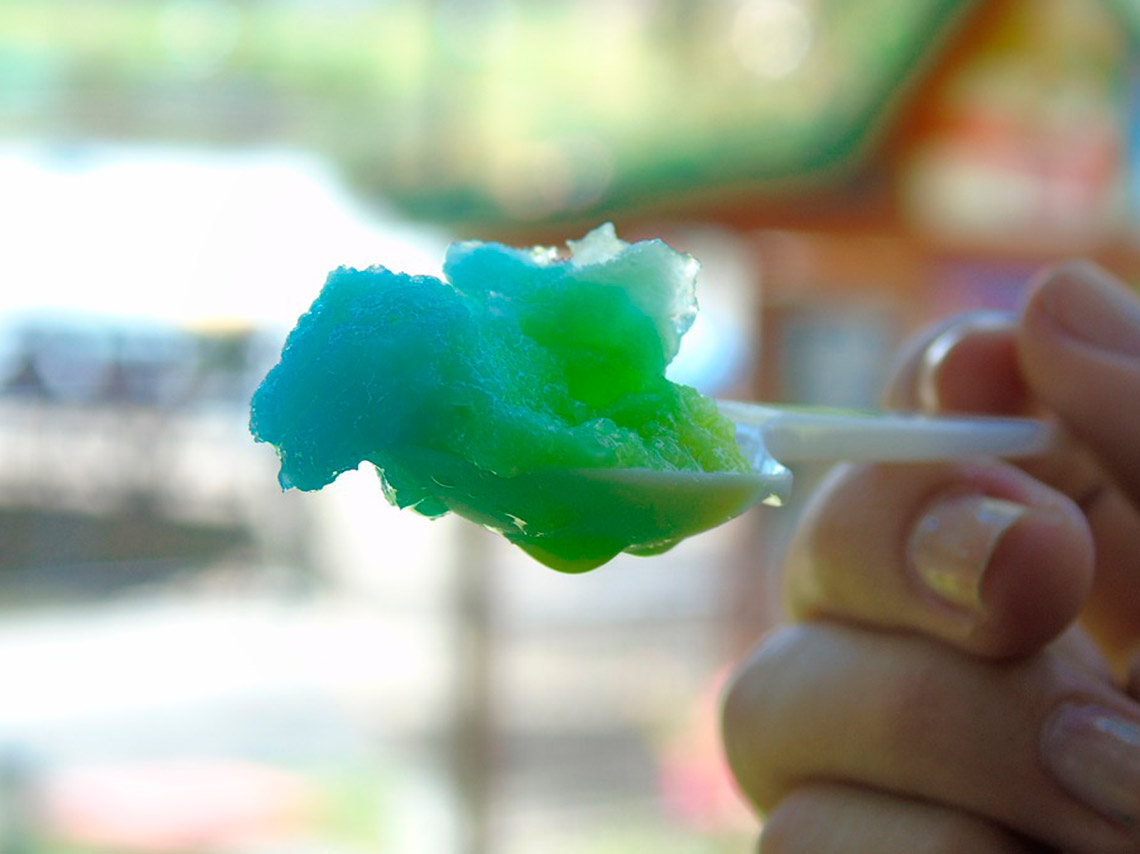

{"left": 907, "top": 495, "right": 1027, "bottom": 612}
{"left": 1042, "top": 702, "right": 1140, "bottom": 827}
{"left": 1040, "top": 261, "right": 1140, "bottom": 358}
{"left": 918, "top": 313, "right": 1014, "bottom": 412}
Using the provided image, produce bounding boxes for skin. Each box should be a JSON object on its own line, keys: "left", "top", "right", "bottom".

{"left": 721, "top": 261, "right": 1140, "bottom": 853}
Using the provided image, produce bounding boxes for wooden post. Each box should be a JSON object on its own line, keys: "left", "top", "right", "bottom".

{"left": 449, "top": 522, "right": 495, "bottom": 854}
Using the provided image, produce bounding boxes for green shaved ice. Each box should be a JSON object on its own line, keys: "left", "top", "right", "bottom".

{"left": 250, "top": 224, "right": 750, "bottom": 571}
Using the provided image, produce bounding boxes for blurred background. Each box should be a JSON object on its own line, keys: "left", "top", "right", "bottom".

{"left": 2, "top": 0, "right": 1140, "bottom": 851}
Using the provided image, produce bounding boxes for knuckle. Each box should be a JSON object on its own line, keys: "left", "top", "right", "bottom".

{"left": 721, "top": 625, "right": 816, "bottom": 808}
{"left": 870, "top": 649, "right": 954, "bottom": 760}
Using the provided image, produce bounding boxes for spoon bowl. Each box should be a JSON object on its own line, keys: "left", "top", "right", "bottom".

{"left": 390, "top": 448, "right": 783, "bottom": 572}
{"left": 386, "top": 406, "right": 1057, "bottom": 572}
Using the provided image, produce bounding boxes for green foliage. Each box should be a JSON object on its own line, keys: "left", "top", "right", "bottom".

{"left": 0, "top": 0, "right": 967, "bottom": 225}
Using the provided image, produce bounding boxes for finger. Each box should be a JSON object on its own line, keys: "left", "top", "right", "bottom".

{"left": 783, "top": 460, "right": 1094, "bottom": 659}
{"left": 1019, "top": 260, "right": 1140, "bottom": 509}
{"left": 882, "top": 313, "right": 1028, "bottom": 415}
{"left": 722, "top": 623, "right": 1140, "bottom": 853}
{"left": 880, "top": 315, "right": 1113, "bottom": 526}
{"left": 1019, "top": 262, "right": 1140, "bottom": 660}
{"left": 759, "top": 782, "right": 1050, "bottom": 854}
{"left": 882, "top": 314, "right": 1107, "bottom": 503}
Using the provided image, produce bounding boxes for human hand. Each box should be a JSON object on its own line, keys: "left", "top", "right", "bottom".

{"left": 722, "top": 261, "right": 1140, "bottom": 853}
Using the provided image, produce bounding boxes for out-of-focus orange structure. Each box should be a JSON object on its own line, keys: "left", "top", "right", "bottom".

{"left": 709, "top": 0, "right": 1137, "bottom": 403}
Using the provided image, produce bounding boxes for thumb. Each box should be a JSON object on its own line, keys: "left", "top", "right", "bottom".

{"left": 1019, "top": 261, "right": 1140, "bottom": 509}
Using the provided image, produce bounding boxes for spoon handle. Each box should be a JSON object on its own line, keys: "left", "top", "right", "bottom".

{"left": 717, "top": 401, "right": 1059, "bottom": 463}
